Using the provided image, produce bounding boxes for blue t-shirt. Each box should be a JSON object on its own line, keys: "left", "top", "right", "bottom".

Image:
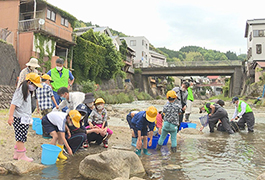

{"left": 131, "top": 111, "right": 155, "bottom": 131}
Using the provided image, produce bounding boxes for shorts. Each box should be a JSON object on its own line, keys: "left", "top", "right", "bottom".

{"left": 131, "top": 123, "right": 148, "bottom": 138}
{"left": 42, "top": 115, "right": 59, "bottom": 134}
{"left": 13, "top": 117, "right": 29, "bottom": 142}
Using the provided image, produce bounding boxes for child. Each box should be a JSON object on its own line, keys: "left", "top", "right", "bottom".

{"left": 157, "top": 90, "right": 181, "bottom": 153}
{"left": 36, "top": 74, "right": 59, "bottom": 138}
{"left": 87, "top": 98, "right": 113, "bottom": 148}
{"left": 131, "top": 106, "right": 157, "bottom": 156}
{"left": 8, "top": 73, "right": 43, "bottom": 162}
{"left": 42, "top": 110, "right": 80, "bottom": 160}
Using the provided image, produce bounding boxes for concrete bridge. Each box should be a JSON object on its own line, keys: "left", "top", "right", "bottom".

{"left": 138, "top": 60, "right": 244, "bottom": 97}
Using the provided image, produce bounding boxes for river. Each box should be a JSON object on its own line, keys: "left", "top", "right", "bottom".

{"left": 2, "top": 100, "right": 265, "bottom": 180}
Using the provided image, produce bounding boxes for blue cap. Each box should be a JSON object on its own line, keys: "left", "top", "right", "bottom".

{"left": 232, "top": 97, "right": 239, "bottom": 103}
{"left": 75, "top": 104, "right": 87, "bottom": 115}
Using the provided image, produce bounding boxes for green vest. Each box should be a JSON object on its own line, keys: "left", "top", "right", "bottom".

{"left": 187, "top": 87, "right": 194, "bottom": 101}
{"left": 238, "top": 100, "right": 252, "bottom": 113}
{"left": 204, "top": 102, "right": 214, "bottom": 114}
{"left": 50, "top": 68, "right": 70, "bottom": 92}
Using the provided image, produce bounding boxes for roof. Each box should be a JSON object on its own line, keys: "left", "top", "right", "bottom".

{"left": 245, "top": 19, "right": 265, "bottom": 38}
{"left": 149, "top": 50, "right": 166, "bottom": 58}
{"left": 253, "top": 61, "right": 265, "bottom": 69}
{"left": 207, "top": 76, "right": 219, "bottom": 79}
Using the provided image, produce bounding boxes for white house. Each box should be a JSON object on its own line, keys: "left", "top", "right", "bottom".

{"left": 149, "top": 50, "right": 167, "bottom": 67}
{"left": 245, "top": 19, "right": 265, "bottom": 62}
{"left": 120, "top": 36, "right": 150, "bottom": 68}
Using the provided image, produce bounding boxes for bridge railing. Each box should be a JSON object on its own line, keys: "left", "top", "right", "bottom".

{"left": 167, "top": 60, "right": 242, "bottom": 67}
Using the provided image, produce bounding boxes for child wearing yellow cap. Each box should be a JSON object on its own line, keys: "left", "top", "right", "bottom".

{"left": 131, "top": 106, "right": 158, "bottom": 156}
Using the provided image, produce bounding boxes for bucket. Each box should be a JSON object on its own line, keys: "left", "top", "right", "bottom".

{"left": 179, "top": 122, "right": 189, "bottom": 131}
{"left": 188, "top": 123, "right": 197, "bottom": 129}
{"left": 32, "top": 118, "right": 41, "bottom": 131}
{"left": 147, "top": 136, "right": 159, "bottom": 149}
{"left": 35, "top": 119, "right": 43, "bottom": 135}
{"left": 161, "top": 134, "right": 170, "bottom": 145}
{"left": 41, "top": 144, "right": 61, "bottom": 165}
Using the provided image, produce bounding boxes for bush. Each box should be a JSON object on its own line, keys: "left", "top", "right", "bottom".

{"left": 80, "top": 80, "right": 97, "bottom": 93}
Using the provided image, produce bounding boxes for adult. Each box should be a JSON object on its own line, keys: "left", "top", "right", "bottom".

{"left": 56, "top": 87, "right": 85, "bottom": 114}
{"left": 83, "top": 93, "right": 95, "bottom": 127}
{"left": 172, "top": 81, "right": 190, "bottom": 125}
{"left": 17, "top": 57, "right": 40, "bottom": 113}
{"left": 231, "top": 97, "right": 255, "bottom": 132}
{"left": 47, "top": 58, "right": 74, "bottom": 112}
{"left": 199, "top": 102, "right": 234, "bottom": 134}
{"left": 185, "top": 81, "right": 194, "bottom": 122}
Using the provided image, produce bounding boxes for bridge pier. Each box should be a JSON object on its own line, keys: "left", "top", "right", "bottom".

{"left": 229, "top": 66, "right": 243, "bottom": 97}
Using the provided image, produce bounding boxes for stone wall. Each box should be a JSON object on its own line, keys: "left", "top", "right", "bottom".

{"left": 0, "top": 85, "right": 16, "bottom": 109}
{"left": 0, "top": 41, "right": 21, "bottom": 86}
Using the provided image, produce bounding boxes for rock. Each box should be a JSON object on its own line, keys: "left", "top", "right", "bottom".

{"left": 0, "top": 167, "right": 8, "bottom": 175}
{"left": 130, "top": 177, "right": 145, "bottom": 180}
{"left": 163, "top": 164, "right": 182, "bottom": 170}
{"left": 257, "top": 172, "right": 265, "bottom": 180}
{"left": 79, "top": 149, "right": 145, "bottom": 180}
{"left": 0, "top": 160, "right": 45, "bottom": 175}
{"left": 112, "top": 145, "right": 133, "bottom": 151}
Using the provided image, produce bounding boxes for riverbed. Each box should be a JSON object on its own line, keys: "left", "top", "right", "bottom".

{"left": 1, "top": 99, "right": 265, "bottom": 180}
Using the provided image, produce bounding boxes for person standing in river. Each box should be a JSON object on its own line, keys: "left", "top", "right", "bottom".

{"left": 231, "top": 97, "right": 255, "bottom": 132}
{"left": 185, "top": 81, "right": 194, "bottom": 122}
{"left": 172, "top": 81, "right": 190, "bottom": 126}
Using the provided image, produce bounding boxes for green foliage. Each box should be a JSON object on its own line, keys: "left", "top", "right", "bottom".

{"left": 73, "top": 29, "right": 124, "bottom": 83}
{"left": 134, "top": 68, "right": 142, "bottom": 74}
{"left": 134, "top": 89, "right": 153, "bottom": 100}
{"left": 94, "top": 90, "right": 134, "bottom": 104}
{"left": 80, "top": 80, "right": 97, "bottom": 93}
{"left": 119, "top": 40, "right": 128, "bottom": 61}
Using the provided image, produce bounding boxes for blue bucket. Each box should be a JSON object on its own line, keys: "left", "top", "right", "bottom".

{"left": 188, "top": 123, "right": 197, "bottom": 129}
{"left": 41, "top": 144, "right": 61, "bottom": 165}
{"left": 32, "top": 118, "right": 41, "bottom": 131}
{"left": 160, "top": 134, "right": 170, "bottom": 145}
{"left": 147, "top": 136, "right": 159, "bottom": 149}
{"left": 35, "top": 119, "right": 43, "bottom": 135}
{"left": 179, "top": 122, "right": 189, "bottom": 131}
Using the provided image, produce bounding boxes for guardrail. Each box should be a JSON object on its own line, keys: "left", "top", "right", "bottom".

{"left": 167, "top": 60, "right": 242, "bottom": 67}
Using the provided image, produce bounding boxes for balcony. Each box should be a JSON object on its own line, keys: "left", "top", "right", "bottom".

{"left": 18, "top": 18, "right": 75, "bottom": 45}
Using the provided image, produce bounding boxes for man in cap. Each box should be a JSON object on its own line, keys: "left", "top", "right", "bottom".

{"left": 17, "top": 57, "right": 40, "bottom": 113}
{"left": 231, "top": 97, "right": 255, "bottom": 132}
{"left": 172, "top": 81, "right": 190, "bottom": 125}
{"left": 82, "top": 93, "right": 95, "bottom": 127}
{"left": 131, "top": 106, "right": 157, "bottom": 156}
{"left": 47, "top": 58, "right": 75, "bottom": 112}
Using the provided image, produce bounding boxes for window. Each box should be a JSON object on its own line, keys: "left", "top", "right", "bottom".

{"left": 253, "top": 30, "right": 265, "bottom": 37}
{"left": 142, "top": 40, "right": 145, "bottom": 46}
{"left": 249, "top": 32, "right": 252, "bottom": 41}
{"left": 256, "top": 44, "right": 262, "bottom": 54}
{"left": 61, "top": 17, "right": 68, "bottom": 27}
{"left": 47, "top": 9, "right": 56, "bottom": 21}
{"left": 130, "top": 40, "right": 136, "bottom": 46}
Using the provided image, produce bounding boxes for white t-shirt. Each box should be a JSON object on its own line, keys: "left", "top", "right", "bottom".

{"left": 47, "top": 112, "right": 67, "bottom": 132}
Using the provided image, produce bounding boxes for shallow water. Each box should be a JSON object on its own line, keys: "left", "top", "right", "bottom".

{"left": 2, "top": 101, "right": 265, "bottom": 180}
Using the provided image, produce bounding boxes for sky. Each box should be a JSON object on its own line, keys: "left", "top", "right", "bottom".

{"left": 47, "top": 0, "right": 265, "bottom": 55}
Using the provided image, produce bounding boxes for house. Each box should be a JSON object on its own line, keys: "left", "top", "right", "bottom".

{"left": 253, "top": 61, "right": 265, "bottom": 82}
{"left": 0, "top": 0, "right": 76, "bottom": 71}
{"left": 149, "top": 50, "right": 167, "bottom": 67}
{"left": 120, "top": 36, "right": 150, "bottom": 68}
{"left": 122, "top": 46, "right": 135, "bottom": 74}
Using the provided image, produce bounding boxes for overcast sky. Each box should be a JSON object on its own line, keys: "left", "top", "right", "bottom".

{"left": 47, "top": 0, "right": 265, "bottom": 55}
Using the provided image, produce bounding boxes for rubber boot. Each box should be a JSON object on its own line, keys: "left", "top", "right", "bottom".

{"left": 131, "top": 137, "right": 137, "bottom": 147}
{"left": 156, "top": 144, "right": 162, "bottom": 151}
{"left": 13, "top": 145, "right": 18, "bottom": 160}
{"left": 185, "top": 114, "right": 190, "bottom": 122}
{"left": 135, "top": 149, "right": 141, "bottom": 156}
{"left": 57, "top": 144, "right": 67, "bottom": 160}
{"left": 16, "top": 148, "right": 33, "bottom": 162}
{"left": 143, "top": 148, "right": 151, "bottom": 155}
{"left": 171, "top": 147, "right": 177, "bottom": 153}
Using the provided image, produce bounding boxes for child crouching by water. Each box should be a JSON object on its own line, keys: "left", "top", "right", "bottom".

{"left": 87, "top": 98, "right": 112, "bottom": 148}
{"left": 8, "top": 73, "right": 43, "bottom": 162}
{"left": 157, "top": 90, "right": 181, "bottom": 153}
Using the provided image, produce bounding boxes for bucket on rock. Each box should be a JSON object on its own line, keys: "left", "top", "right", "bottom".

{"left": 41, "top": 144, "right": 61, "bottom": 165}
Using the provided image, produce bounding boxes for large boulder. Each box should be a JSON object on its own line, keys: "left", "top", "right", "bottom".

{"left": 0, "top": 160, "right": 45, "bottom": 175}
{"left": 257, "top": 172, "right": 265, "bottom": 180}
{"left": 79, "top": 149, "right": 145, "bottom": 180}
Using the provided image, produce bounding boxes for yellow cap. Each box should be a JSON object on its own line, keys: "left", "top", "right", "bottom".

{"left": 25, "top": 73, "right": 43, "bottom": 88}
{"left": 146, "top": 106, "right": 157, "bottom": 122}
{"left": 41, "top": 74, "right": 54, "bottom": 82}
{"left": 95, "top": 98, "right": 105, "bottom": 104}
{"left": 69, "top": 110, "right": 81, "bottom": 128}
{"left": 166, "top": 90, "right": 177, "bottom": 99}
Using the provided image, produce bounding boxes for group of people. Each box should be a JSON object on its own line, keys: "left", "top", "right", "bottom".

{"left": 8, "top": 57, "right": 112, "bottom": 162}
